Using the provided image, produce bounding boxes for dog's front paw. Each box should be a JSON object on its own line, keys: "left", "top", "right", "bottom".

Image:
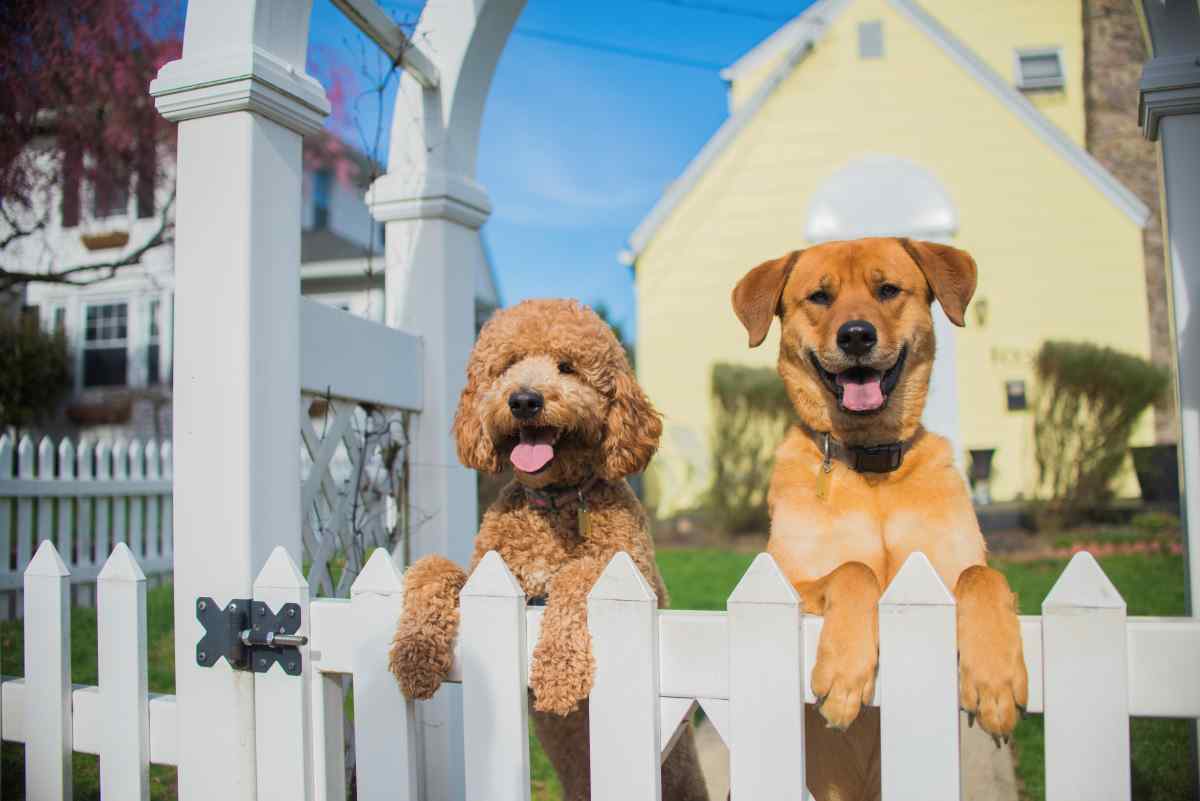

{"left": 811, "top": 612, "right": 878, "bottom": 730}
{"left": 956, "top": 566, "right": 1028, "bottom": 740}
{"left": 529, "top": 629, "right": 595, "bottom": 716}
{"left": 389, "top": 616, "right": 456, "bottom": 700}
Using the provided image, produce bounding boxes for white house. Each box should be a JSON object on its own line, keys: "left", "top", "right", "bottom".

{"left": 12, "top": 135, "right": 501, "bottom": 440}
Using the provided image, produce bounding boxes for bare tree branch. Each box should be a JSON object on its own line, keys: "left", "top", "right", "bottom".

{"left": 0, "top": 188, "right": 175, "bottom": 292}
{"left": 0, "top": 205, "right": 49, "bottom": 251}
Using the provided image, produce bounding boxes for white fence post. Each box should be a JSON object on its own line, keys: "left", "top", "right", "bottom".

{"left": 588, "top": 552, "right": 662, "bottom": 801}
{"left": 1043, "top": 552, "right": 1130, "bottom": 801}
{"left": 253, "top": 546, "right": 314, "bottom": 801}
{"left": 24, "top": 539, "right": 73, "bottom": 800}
{"left": 460, "top": 551, "right": 530, "bottom": 801}
{"left": 727, "top": 553, "right": 805, "bottom": 800}
{"left": 351, "top": 548, "right": 418, "bottom": 800}
{"left": 879, "top": 552, "right": 960, "bottom": 800}
{"left": 98, "top": 542, "right": 150, "bottom": 801}
{"left": 149, "top": 0, "right": 326, "bottom": 792}
{"left": 160, "top": 439, "right": 173, "bottom": 559}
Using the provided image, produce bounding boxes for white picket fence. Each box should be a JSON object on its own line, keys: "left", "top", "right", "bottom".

{"left": 2, "top": 541, "right": 1198, "bottom": 800}
{"left": 0, "top": 433, "right": 173, "bottom": 619}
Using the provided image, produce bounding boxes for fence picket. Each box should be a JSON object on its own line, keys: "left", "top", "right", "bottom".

{"left": 312, "top": 672, "right": 347, "bottom": 801}
{"left": 253, "top": 547, "right": 314, "bottom": 801}
{"left": 588, "top": 552, "right": 661, "bottom": 801}
{"left": 57, "top": 438, "right": 76, "bottom": 567}
{"left": 16, "top": 436, "right": 35, "bottom": 584}
{"left": 128, "top": 439, "right": 146, "bottom": 558}
{"left": 350, "top": 549, "right": 418, "bottom": 800}
{"left": 112, "top": 440, "right": 128, "bottom": 553}
{"left": 145, "top": 440, "right": 162, "bottom": 560}
{"left": 98, "top": 542, "right": 150, "bottom": 800}
{"left": 727, "top": 553, "right": 805, "bottom": 801}
{"left": 0, "top": 435, "right": 12, "bottom": 601}
{"left": 1043, "top": 552, "right": 1130, "bottom": 801}
{"left": 36, "top": 437, "right": 55, "bottom": 555}
{"left": 460, "top": 551, "right": 530, "bottom": 801}
{"left": 77, "top": 439, "right": 96, "bottom": 568}
{"left": 879, "top": 552, "right": 960, "bottom": 800}
{"left": 24, "top": 539, "right": 73, "bottom": 799}
{"left": 161, "top": 440, "right": 174, "bottom": 558}
{"left": 95, "top": 440, "right": 112, "bottom": 561}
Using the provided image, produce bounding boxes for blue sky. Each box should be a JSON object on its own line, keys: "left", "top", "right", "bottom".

{"left": 307, "top": 0, "right": 814, "bottom": 339}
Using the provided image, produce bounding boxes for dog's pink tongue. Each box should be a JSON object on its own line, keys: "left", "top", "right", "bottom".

{"left": 838, "top": 374, "right": 885, "bottom": 412}
{"left": 511, "top": 428, "right": 555, "bottom": 473}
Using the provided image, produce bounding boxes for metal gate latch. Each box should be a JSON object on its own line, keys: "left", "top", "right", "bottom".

{"left": 195, "top": 597, "right": 308, "bottom": 676}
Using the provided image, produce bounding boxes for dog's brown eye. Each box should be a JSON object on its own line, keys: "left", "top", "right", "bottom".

{"left": 807, "top": 290, "right": 831, "bottom": 306}
{"left": 878, "top": 283, "right": 901, "bottom": 300}
{"left": 558, "top": 361, "right": 574, "bottom": 374}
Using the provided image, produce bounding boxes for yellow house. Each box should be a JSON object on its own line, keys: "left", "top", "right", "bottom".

{"left": 627, "top": 0, "right": 1154, "bottom": 516}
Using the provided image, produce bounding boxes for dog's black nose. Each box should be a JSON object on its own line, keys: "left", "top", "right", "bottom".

{"left": 837, "top": 320, "right": 877, "bottom": 356}
{"left": 508, "top": 389, "right": 544, "bottom": 420}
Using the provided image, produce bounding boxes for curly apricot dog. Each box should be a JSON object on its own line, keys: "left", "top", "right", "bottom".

{"left": 732, "top": 238, "right": 1027, "bottom": 800}
{"left": 389, "top": 299, "right": 708, "bottom": 801}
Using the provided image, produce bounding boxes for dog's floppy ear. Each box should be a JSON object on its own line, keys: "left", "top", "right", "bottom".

{"left": 897, "top": 239, "right": 977, "bottom": 327}
{"left": 452, "top": 361, "right": 502, "bottom": 474}
{"left": 600, "top": 368, "right": 663, "bottom": 480}
{"left": 731, "top": 251, "right": 802, "bottom": 347}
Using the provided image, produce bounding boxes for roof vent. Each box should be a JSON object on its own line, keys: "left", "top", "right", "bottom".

{"left": 1015, "top": 48, "right": 1065, "bottom": 91}
{"left": 858, "top": 20, "right": 884, "bottom": 60}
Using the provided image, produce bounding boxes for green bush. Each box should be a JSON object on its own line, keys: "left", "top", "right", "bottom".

{"left": 704, "top": 363, "right": 794, "bottom": 534}
{"left": 1033, "top": 341, "right": 1168, "bottom": 528}
{"left": 0, "top": 315, "right": 71, "bottom": 432}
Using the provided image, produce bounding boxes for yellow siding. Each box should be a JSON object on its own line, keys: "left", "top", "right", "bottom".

{"left": 637, "top": 0, "right": 1149, "bottom": 515}
{"left": 730, "top": 1, "right": 1086, "bottom": 144}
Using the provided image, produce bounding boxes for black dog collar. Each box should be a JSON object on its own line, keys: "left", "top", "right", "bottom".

{"left": 804, "top": 427, "right": 921, "bottom": 474}
{"left": 522, "top": 475, "right": 599, "bottom": 512}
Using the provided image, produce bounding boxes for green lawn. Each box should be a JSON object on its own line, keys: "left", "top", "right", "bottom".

{"left": 2, "top": 550, "right": 1192, "bottom": 801}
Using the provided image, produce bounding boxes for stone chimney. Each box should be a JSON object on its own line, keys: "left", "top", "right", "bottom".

{"left": 1083, "top": 0, "right": 1173, "bottom": 442}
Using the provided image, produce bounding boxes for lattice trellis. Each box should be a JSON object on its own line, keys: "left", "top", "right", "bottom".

{"left": 300, "top": 394, "right": 410, "bottom": 597}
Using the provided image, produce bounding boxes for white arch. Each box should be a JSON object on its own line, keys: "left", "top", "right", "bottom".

{"left": 805, "top": 154, "right": 958, "bottom": 243}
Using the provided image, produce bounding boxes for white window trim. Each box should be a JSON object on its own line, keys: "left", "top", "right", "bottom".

{"left": 1013, "top": 46, "right": 1066, "bottom": 91}
{"left": 81, "top": 299, "right": 132, "bottom": 389}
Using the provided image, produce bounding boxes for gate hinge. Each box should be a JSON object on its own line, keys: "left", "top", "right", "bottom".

{"left": 195, "top": 597, "right": 307, "bottom": 676}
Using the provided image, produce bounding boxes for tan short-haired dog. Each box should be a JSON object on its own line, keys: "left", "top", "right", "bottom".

{"left": 389, "top": 299, "right": 708, "bottom": 801}
{"left": 732, "top": 238, "right": 1027, "bottom": 800}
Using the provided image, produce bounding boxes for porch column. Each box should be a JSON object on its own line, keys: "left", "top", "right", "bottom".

{"left": 368, "top": 2, "right": 524, "bottom": 798}
{"left": 149, "top": 3, "right": 328, "bottom": 799}
{"left": 1136, "top": 0, "right": 1200, "bottom": 783}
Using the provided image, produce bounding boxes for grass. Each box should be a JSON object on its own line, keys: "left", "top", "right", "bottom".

{"left": 2, "top": 550, "right": 1192, "bottom": 801}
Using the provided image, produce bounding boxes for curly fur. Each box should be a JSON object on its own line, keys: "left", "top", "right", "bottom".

{"left": 392, "top": 299, "right": 707, "bottom": 801}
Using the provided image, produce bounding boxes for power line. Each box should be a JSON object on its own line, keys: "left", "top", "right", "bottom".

{"left": 647, "top": 0, "right": 796, "bottom": 23}
{"left": 513, "top": 27, "right": 727, "bottom": 71}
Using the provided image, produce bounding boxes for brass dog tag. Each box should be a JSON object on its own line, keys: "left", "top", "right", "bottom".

{"left": 815, "top": 433, "right": 833, "bottom": 502}
{"left": 577, "top": 490, "right": 593, "bottom": 538}
{"left": 815, "top": 465, "right": 832, "bottom": 502}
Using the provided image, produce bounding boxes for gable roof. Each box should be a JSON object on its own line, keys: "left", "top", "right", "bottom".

{"left": 626, "top": 0, "right": 1150, "bottom": 262}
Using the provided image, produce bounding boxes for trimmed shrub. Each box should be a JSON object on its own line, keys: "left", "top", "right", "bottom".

{"left": 1033, "top": 341, "right": 1168, "bottom": 527}
{"left": 0, "top": 316, "right": 71, "bottom": 432}
{"left": 704, "top": 363, "right": 794, "bottom": 534}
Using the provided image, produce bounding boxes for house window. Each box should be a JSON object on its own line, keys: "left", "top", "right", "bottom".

{"left": 858, "top": 20, "right": 884, "bottom": 60}
{"left": 92, "top": 170, "right": 130, "bottom": 219}
{"left": 313, "top": 170, "right": 332, "bottom": 229}
{"left": 1015, "top": 48, "right": 1065, "bottom": 91}
{"left": 83, "top": 302, "right": 128, "bottom": 387}
{"left": 146, "top": 298, "right": 161, "bottom": 385}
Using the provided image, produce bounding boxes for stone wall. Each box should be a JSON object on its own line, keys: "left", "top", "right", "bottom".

{"left": 1083, "top": 0, "right": 1175, "bottom": 442}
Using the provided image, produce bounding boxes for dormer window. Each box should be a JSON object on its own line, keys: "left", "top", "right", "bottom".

{"left": 1014, "top": 48, "right": 1065, "bottom": 91}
